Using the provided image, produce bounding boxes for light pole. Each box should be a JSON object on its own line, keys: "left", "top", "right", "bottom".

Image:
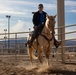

{"left": 4, "top": 29, "right": 7, "bottom": 48}
{"left": 6, "top": 15, "right": 11, "bottom": 53}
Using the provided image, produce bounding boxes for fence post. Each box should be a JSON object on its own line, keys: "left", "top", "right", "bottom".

{"left": 15, "top": 33, "right": 17, "bottom": 60}
{"left": 61, "top": 28, "right": 65, "bottom": 63}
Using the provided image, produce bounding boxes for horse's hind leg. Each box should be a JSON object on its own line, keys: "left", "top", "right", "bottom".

{"left": 29, "top": 47, "right": 33, "bottom": 65}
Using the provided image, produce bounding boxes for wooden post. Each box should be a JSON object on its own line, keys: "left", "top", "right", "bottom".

{"left": 57, "top": 0, "right": 65, "bottom": 63}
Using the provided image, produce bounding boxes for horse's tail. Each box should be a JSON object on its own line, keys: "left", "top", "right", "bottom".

{"left": 27, "top": 33, "right": 38, "bottom": 59}
{"left": 29, "top": 46, "right": 38, "bottom": 59}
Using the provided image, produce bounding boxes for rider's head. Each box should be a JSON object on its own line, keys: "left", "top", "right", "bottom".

{"left": 38, "top": 4, "right": 43, "bottom": 12}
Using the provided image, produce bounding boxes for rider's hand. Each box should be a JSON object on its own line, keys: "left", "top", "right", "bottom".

{"left": 42, "top": 22, "right": 44, "bottom": 25}
{"left": 33, "top": 26, "right": 37, "bottom": 29}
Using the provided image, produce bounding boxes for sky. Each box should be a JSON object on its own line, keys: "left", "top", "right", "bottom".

{"left": 0, "top": 0, "right": 76, "bottom": 39}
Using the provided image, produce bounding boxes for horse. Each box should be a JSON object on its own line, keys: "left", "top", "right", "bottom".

{"left": 27, "top": 15, "right": 56, "bottom": 66}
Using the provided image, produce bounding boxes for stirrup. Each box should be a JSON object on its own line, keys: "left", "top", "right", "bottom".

{"left": 25, "top": 43, "right": 27, "bottom": 47}
{"left": 27, "top": 41, "right": 32, "bottom": 47}
{"left": 55, "top": 41, "right": 61, "bottom": 48}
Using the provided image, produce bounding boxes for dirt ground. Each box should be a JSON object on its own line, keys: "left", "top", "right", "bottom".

{"left": 0, "top": 55, "right": 76, "bottom": 75}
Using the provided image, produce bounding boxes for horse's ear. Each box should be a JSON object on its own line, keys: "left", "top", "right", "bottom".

{"left": 54, "top": 15, "right": 57, "bottom": 18}
{"left": 46, "top": 14, "right": 49, "bottom": 19}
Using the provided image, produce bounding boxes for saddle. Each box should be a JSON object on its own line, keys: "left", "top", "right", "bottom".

{"left": 29, "top": 29, "right": 42, "bottom": 39}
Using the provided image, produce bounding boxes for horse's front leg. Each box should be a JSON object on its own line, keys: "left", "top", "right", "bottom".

{"left": 46, "top": 53, "right": 50, "bottom": 66}
{"left": 38, "top": 50, "right": 43, "bottom": 64}
{"left": 45, "top": 48, "right": 51, "bottom": 66}
{"left": 46, "top": 41, "right": 54, "bottom": 66}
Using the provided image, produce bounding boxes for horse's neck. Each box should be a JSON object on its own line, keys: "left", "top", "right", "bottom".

{"left": 42, "top": 25, "right": 50, "bottom": 35}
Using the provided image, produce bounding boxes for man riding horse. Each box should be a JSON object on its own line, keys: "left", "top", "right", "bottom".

{"left": 27, "top": 4, "right": 61, "bottom": 48}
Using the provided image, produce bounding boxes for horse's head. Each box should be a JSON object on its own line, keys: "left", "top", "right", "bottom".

{"left": 45, "top": 14, "right": 56, "bottom": 31}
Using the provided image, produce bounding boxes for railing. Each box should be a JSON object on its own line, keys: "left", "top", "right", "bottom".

{"left": 0, "top": 24, "right": 76, "bottom": 63}
{"left": 54, "top": 24, "right": 76, "bottom": 63}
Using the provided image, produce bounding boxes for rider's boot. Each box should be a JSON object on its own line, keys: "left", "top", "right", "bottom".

{"left": 54, "top": 38, "right": 61, "bottom": 48}
{"left": 27, "top": 30, "right": 37, "bottom": 47}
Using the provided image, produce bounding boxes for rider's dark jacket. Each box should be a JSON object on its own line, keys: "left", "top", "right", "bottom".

{"left": 32, "top": 11, "right": 47, "bottom": 26}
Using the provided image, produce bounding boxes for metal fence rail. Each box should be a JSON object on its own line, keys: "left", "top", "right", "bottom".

{"left": 0, "top": 24, "right": 76, "bottom": 63}
{"left": 54, "top": 24, "right": 76, "bottom": 63}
